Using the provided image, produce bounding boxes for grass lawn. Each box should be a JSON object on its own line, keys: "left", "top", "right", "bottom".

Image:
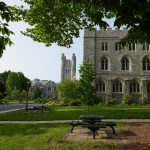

{"left": 0, "top": 104, "right": 150, "bottom": 121}
{"left": 0, "top": 123, "right": 127, "bottom": 150}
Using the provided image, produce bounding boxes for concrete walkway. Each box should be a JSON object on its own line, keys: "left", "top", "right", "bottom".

{"left": 0, "top": 119, "right": 150, "bottom": 124}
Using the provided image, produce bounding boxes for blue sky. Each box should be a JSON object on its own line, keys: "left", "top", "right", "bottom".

{"left": 0, "top": 0, "right": 113, "bottom": 83}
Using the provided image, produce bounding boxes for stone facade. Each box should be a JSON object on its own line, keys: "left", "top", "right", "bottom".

{"left": 61, "top": 53, "right": 76, "bottom": 81}
{"left": 30, "top": 79, "right": 56, "bottom": 99}
{"left": 84, "top": 28, "right": 150, "bottom": 101}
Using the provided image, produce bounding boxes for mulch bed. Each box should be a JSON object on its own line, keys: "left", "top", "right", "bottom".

{"left": 121, "top": 123, "right": 150, "bottom": 150}
{"left": 66, "top": 122, "right": 150, "bottom": 150}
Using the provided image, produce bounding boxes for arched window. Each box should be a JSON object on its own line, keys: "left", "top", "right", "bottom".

{"left": 147, "top": 81, "right": 150, "bottom": 93}
{"left": 101, "top": 56, "right": 108, "bottom": 70}
{"left": 129, "top": 80, "right": 139, "bottom": 93}
{"left": 143, "top": 42, "right": 149, "bottom": 51}
{"left": 96, "top": 80, "right": 105, "bottom": 92}
{"left": 129, "top": 43, "right": 136, "bottom": 51}
{"left": 113, "top": 80, "right": 122, "bottom": 92}
{"left": 143, "top": 56, "right": 150, "bottom": 70}
{"left": 122, "top": 57, "right": 129, "bottom": 70}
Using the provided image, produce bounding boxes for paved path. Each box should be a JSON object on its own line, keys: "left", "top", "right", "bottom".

{"left": 0, "top": 119, "right": 150, "bottom": 124}
{"left": 0, "top": 103, "right": 44, "bottom": 113}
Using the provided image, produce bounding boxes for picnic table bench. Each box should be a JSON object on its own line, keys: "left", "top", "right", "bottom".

{"left": 26, "top": 105, "right": 50, "bottom": 112}
{"left": 70, "top": 115, "right": 117, "bottom": 139}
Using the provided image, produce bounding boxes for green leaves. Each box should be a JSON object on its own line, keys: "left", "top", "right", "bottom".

{"left": 23, "top": 0, "right": 150, "bottom": 47}
{"left": 57, "top": 79, "right": 79, "bottom": 101}
{"left": 0, "top": 2, "right": 24, "bottom": 57}
{"left": 79, "top": 62, "right": 95, "bottom": 106}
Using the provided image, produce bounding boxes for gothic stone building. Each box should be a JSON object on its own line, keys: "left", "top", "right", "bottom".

{"left": 61, "top": 53, "right": 76, "bottom": 81}
{"left": 84, "top": 29, "right": 150, "bottom": 101}
{"left": 30, "top": 79, "right": 56, "bottom": 99}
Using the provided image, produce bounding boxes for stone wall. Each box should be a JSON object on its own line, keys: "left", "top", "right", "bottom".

{"left": 84, "top": 29, "right": 150, "bottom": 102}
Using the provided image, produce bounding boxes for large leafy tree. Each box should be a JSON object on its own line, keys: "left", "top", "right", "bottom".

{"left": 0, "top": 79, "right": 5, "bottom": 100}
{"left": 23, "top": 0, "right": 150, "bottom": 47}
{"left": 0, "top": 2, "right": 24, "bottom": 57}
{"left": 6, "top": 72, "right": 30, "bottom": 94}
{"left": 0, "top": 70, "right": 11, "bottom": 83}
{"left": 78, "top": 62, "right": 95, "bottom": 111}
{"left": 0, "top": 70, "right": 11, "bottom": 98}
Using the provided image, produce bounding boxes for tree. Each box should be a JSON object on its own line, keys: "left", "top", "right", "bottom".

{"left": 11, "top": 88, "right": 27, "bottom": 103}
{"left": 78, "top": 62, "right": 95, "bottom": 111}
{"left": 33, "top": 87, "right": 43, "bottom": 99}
{"left": 56, "top": 79, "right": 79, "bottom": 102}
{"left": 0, "top": 70, "right": 11, "bottom": 83}
{"left": 0, "top": 79, "right": 5, "bottom": 100}
{"left": 0, "top": 2, "right": 24, "bottom": 57}
{"left": 23, "top": 0, "right": 150, "bottom": 47}
{"left": 6, "top": 72, "right": 30, "bottom": 98}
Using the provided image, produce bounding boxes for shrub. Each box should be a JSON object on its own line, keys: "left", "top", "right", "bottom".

{"left": 59, "top": 100, "right": 69, "bottom": 106}
{"left": 34, "top": 98, "right": 48, "bottom": 103}
{"left": 94, "top": 95, "right": 105, "bottom": 105}
{"left": 121, "top": 94, "right": 133, "bottom": 104}
{"left": 139, "top": 95, "right": 149, "bottom": 104}
{"left": 104, "top": 95, "right": 116, "bottom": 105}
{"left": 68, "top": 100, "right": 81, "bottom": 106}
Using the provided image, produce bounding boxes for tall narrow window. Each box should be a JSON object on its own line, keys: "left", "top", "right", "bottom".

{"left": 129, "top": 80, "right": 139, "bottom": 93}
{"left": 129, "top": 43, "right": 136, "bottom": 51}
{"left": 113, "top": 80, "right": 122, "bottom": 92}
{"left": 147, "top": 81, "right": 150, "bottom": 93}
{"left": 101, "top": 56, "right": 108, "bottom": 70}
{"left": 122, "top": 57, "right": 129, "bottom": 70}
{"left": 115, "top": 42, "right": 121, "bottom": 51}
{"left": 143, "top": 42, "right": 149, "bottom": 51}
{"left": 96, "top": 80, "right": 105, "bottom": 92}
{"left": 102, "top": 42, "right": 108, "bottom": 51}
{"left": 143, "top": 56, "right": 150, "bottom": 70}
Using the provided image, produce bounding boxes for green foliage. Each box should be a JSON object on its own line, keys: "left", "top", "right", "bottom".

{"left": 0, "top": 2, "right": 24, "bottom": 57}
{"left": 6, "top": 72, "right": 30, "bottom": 93}
{"left": 104, "top": 95, "right": 116, "bottom": 105}
{"left": 11, "top": 89, "right": 27, "bottom": 102}
{"left": 11, "top": 88, "right": 20, "bottom": 100}
{"left": 79, "top": 62, "right": 95, "bottom": 109}
{"left": 56, "top": 79, "right": 80, "bottom": 101}
{"left": 33, "top": 87, "right": 43, "bottom": 99}
{"left": 121, "top": 94, "right": 133, "bottom": 105}
{"left": 94, "top": 95, "right": 105, "bottom": 105}
{"left": 0, "top": 79, "right": 5, "bottom": 99}
{"left": 0, "top": 92, "right": 3, "bottom": 101}
{"left": 139, "top": 95, "right": 149, "bottom": 105}
{"left": 0, "top": 70, "right": 11, "bottom": 83}
{"left": 23, "top": 0, "right": 150, "bottom": 47}
{"left": 33, "top": 97, "right": 49, "bottom": 103}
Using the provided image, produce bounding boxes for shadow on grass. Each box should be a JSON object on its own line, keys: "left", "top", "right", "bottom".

{"left": 0, "top": 124, "right": 62, "bottom": 136}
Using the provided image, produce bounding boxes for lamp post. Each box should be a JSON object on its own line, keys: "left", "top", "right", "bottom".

{"left": 25, "top": 81, "right": 30, "bottom": 111}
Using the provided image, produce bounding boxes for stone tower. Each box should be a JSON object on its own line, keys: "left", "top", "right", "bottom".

{"left": 61, "top": 53, "right": 76, "bottom": 81}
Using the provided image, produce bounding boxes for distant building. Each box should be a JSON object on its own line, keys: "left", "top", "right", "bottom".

{"left": 30, "top": 79, "right": 56, "bottom": 98}
{"left": 84, "top": 28, "right": 150, "bottom": 101}
{"left": 61, "top": 53, "right": 76, "bottom": 81}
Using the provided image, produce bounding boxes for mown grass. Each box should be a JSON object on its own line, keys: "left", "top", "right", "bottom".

{"left": 0, "top": 123, "right": 127, "bottom": 150}
{"left": 0, "top": 104, "right": 150, "bottom": 121}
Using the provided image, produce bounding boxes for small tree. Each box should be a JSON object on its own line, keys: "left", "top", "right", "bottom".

{"left": 56, "top": 79, "right": 80, "bottom": 104}
{"left": 78, "top": 62, "right": 95, "bottom": 111}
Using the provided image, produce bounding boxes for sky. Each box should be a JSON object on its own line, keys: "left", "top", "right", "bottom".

{"left": 0, "top": 0, "right": 113, "bottom": 83}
